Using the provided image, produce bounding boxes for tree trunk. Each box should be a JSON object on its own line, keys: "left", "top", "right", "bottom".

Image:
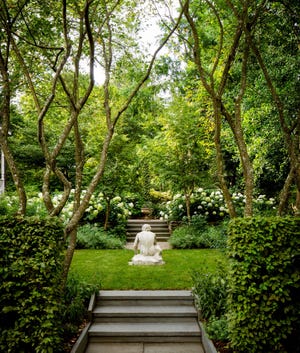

{"left": 104, "top": 198, "right": 111, "bottom": 230}
{"left": 0, "top": 50, "right": 27, "bottom": 215}
{"left": 235, "top": 127, "right": 254, "bottom": 217}
{"left": 213, "top": 102, "right": 237, "bottom": 218}
{"left": 0, "top": 139, "right": 27, "bottom": 215}
{"left": 62, "top": 227, "right": 78, "bottom": 285}
{"left": 278, "top": 167, "right": 295, "bottom": 216}
{"left": 185, "top": 193, "right": 191, "bottom": 222}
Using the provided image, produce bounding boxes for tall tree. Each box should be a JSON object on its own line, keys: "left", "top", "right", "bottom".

{"left": 1, "top": 0, "right": 188, "bottom": 283}
{"left": 176, "top": 0, "right": 299, "bottom": 217}
{"left": 0, "top": 0, "right": 29, "bottom": 214}
{"left": 180, "top": 0, "right": 258, "bottom": 217}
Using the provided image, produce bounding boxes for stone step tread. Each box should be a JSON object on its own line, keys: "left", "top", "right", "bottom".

{"left": 127, "top": 221, "right": 168, "bottom": 223}
{"left": 127, "top": 224, "right": 169, "bottom": 227}
{"left": 85, "top": 342, "right": 204, "bottom": 353}
{"left": 127, "top": 232, "right": 170, "bottom": 235}
{"left": 127, "top": 235, "right": 170, "bottom": 237}
{"left": 127, "top": 220, "right": 168, "bottom": 223}
{"left": 127, "top": 224, "right": 169, "bottom": 226}
{"left": 127, "top": 231, "right": 169, "bottom": 233}
{"left": 127, "top": 234, "right": 170, "bottom": 241}
{"left": 89, "top": 321, "right": 201, "bottom": 336}
{"left": 98, "top": 290, "right": 193, "bottom": 299}
{"left": 126, "top": 232, "right": 171, "bottom": 238}
{"left": 127, "top": 229, "right": 169, "bottom": 232}
{"left": 93, "top": 305, "right": 197, "bottom": 316}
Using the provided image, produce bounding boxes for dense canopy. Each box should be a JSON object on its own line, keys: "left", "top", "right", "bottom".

{"left": 0, "top": 0, "right": 299, "bottom": 278}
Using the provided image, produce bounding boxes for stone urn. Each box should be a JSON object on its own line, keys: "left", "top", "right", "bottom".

{"left": 141, "top": 207, "right": 153, "bottom": 219}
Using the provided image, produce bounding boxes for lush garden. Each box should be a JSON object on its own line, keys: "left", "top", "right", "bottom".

{"left": 1, "top": 0, "right": 299, "bottom": 352}
{"left": 1, "top": 191, "right": 299, "bottom": 352}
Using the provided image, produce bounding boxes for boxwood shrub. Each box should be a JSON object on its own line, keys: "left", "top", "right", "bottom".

{"left": 227, "top": 217, "right": 300, "bottom": 353}
{"left": 0, "top": 216, "right": 65, "bottom": 353}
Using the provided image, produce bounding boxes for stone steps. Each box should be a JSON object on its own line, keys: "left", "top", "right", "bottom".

{"left": 126, "top": 219, "right": 170, "bottom": 242}
{"left": 87, "top": 290, "right": 202, "bottom": 345}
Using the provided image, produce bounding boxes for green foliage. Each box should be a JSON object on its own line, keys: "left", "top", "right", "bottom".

{"left": 169, "top": 225, "right": 202, "bottom": 249}
{"left": 76, "top": 224, "right": 125, "bottom": 249}
{"left": 192, "top": 264, "right": 228, "bottom": 320}
{"left": 169, "top": 219, "right": 227, "bottom": 249}
{"left": 62, "top": 273, "right": 101, "bottom": 347}
{"left": 205, "top": 316, "right": 229, "bottom": 342}
{"left": 0, "top": 216, "right": 65, "bottom": 353}
{"left": 0, "top": 195, "right": 18, "bottom": 215}
{"left": 192, "top": 263, "right": 229, "bottom": 342}
{"left": 227, "top": 217, "right": 300, "bottom": 353}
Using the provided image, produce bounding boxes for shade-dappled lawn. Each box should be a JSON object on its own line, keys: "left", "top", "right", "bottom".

{"left": 70, "top": 249, "right": 227, "bottom": 290}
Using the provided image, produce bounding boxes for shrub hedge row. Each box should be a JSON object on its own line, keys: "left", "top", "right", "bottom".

{"left": 0, "top": 216, "right": 65, "bottom": 353}
{"left": 227, "top": 217, "right": 300, "bottom": 353}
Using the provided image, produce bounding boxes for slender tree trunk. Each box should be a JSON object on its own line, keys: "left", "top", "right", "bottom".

{"left": 185, "top": 193, "right": 191, "bottom": 222}
{"left": 213, "top": 102, "right": 237, "bottom": 218}
{"left": 235, "top": 127, "right": 254, "bottom": 217}
{"left": 0, "top": 138, "right": 27, "bottom": 215}
{"left": 0, "top": 51, "right": 27, "bottom": 215}
{"left": 62, "top": 227, "right": 78, "bottom": 284}
{"left": 277, "top": 167, "right": 295, "bottom": 216}
{"left": 104, "top": 198, "right": 111, "bottom": 230}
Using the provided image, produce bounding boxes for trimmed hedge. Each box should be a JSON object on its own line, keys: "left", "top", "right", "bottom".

{"left": 227, "top": 217, "right": 300, "bottom": 353}
{"left": 0, "top": 216, "right": 65, "bottom": 353}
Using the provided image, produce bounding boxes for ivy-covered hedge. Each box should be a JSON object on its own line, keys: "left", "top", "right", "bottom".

{"left": 0, "top": 216, "right": 65, "bottom": 353}
{"left": 227, "top": 217, "right": 300, "bottom": 353}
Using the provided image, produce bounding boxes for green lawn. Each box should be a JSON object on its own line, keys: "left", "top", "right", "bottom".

{"left": 70, "top": 249, "right": 227, "bottom": 290}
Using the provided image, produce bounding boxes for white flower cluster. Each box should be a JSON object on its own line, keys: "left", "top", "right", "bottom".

{"left": 1, "top": 190, "right": 136, "bottom": 225}
{"left": 159, "top": 188, "right": 277, "bottom": 221}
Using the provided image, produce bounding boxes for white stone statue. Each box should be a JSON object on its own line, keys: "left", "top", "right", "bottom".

{"left": 129, "top": 224, "right": 165, "bottom": 265}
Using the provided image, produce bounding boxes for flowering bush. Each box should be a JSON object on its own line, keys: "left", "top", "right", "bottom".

{"left": 159, "top": 188, "right": 276, "bottom": 222}
{"left": 0, "top": 190, "right": 137, "bottom": 229}
{"left": 50, "top": 190, "right": 137, "bottom": 228}
{"left": 83, "top": 193, "right": 135, "bottom": 227}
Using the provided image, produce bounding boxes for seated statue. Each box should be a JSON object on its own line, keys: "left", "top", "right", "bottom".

{"left": 129, "top": 224, "right": 165, "bottom": 265}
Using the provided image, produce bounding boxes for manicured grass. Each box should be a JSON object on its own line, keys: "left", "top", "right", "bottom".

{"left": 70, "top": 249, "right": 227, "bottom": 290}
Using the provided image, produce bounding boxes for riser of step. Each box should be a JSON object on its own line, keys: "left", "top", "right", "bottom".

{"left": 127, "top": 222, "right": 169, "bottom": 230}
{"left": 126, "top": 235, "right": 170, "bottom": 243}
{"left": 97, "top": 290, "right": 193, "bottom": 300}
{"left": 93, "top": 306, "right": 197, "bottom": 317}
{"left": 96, "top": 299, "right": 194, "bottom": 307}
{"left": 89, "top": 322, "right": 201, "bottom": 339}
{"left": 127, "top": 230, "right": 169, "bottom": 234}
{"left": 127, "top": 230, "right": 170, "bottom": 235}
{"left": 89, "top": 336, "right": 202, "bottom": 343}
{"left": 93, "top": 317, "right": 197, "bottom": 323}
{"left": 127, "top": 223, "right": 169, "bottom": 231}
{"left": 127, "top": 227, "right": 169, "bottom": 232}
{"left": 127, "top": 231, "right": 170, "bottom": 234}
{"left": 127, "top": 220, "right": 168, "bottom": 223}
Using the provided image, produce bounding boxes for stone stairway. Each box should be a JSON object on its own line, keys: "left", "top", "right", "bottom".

{"left": 126, "top": 219, "right": 170, "bottom": 242}
{"left": 84, "top": 290, "right": 204, "bottom": 353}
